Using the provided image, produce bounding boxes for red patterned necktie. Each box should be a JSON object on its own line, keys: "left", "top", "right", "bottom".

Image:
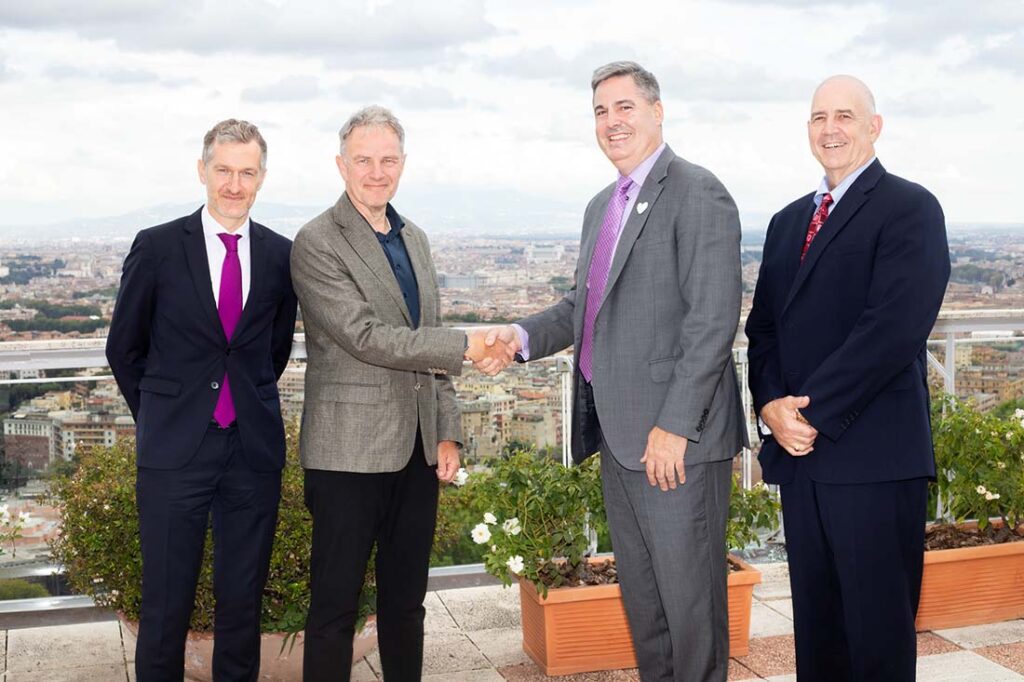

{"left": 213, "top": 233, "right": 242, "bottom": 427}
{"left": 578, "top": 175, "right": 633, "bottom": 382}
{"left": 800, "top": 192, "right": 833, "bottom": 262}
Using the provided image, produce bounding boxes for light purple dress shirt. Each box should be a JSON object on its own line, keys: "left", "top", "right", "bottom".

{"left": 515, "top": 143, "right": 668, "bottom": 360}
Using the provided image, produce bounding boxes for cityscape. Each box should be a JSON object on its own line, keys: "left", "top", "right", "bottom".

{"left": 1, "top": 218, "right": 1024, "bottom": 568}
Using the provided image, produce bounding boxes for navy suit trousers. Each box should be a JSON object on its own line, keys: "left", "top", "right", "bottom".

{"left": 135, "top": 424, "right": 281, "bottom": 682}
{"left": 781, "top": 465, "right": 927, "bottom": 682}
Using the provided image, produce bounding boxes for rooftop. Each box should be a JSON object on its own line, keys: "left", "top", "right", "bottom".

{"left": 5, "top": 563, "right": 1024, "bottom": 680}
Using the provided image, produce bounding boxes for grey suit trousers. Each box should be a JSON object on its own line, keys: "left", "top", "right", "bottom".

{"left": 601, "top": 442, "right": 732, "bottom": 682}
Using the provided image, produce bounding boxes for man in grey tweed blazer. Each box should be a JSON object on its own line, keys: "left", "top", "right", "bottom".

{"left": 486, "top": 62, "right": 746, "bottom": 681}
{"left": 290, "top": 106, "right": 510, "bottom": 682}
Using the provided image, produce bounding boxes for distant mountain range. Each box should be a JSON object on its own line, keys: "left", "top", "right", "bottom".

{"left": 0, "top": 199, "right": 1018, "bottom": 243}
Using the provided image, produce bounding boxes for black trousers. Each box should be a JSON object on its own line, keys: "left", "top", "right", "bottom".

{"left": 135, "top": 424, "right": 282, "bottom": 682}
{"left": 781, "top": 465, "right": 928, "bottom": 682}
{"left": 302, "top": 440, "right": 439, "bottom": 682}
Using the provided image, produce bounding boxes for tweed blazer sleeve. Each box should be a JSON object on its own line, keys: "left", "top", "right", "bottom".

{"left": 290, "top": 222, "right": 466, "bottom": 375}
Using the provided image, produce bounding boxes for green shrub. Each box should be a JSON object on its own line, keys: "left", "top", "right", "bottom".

{"left": 469, "top": 448, "right": 780, "bottom": 594}
{"left": 48, "top": 420, "right": 375, "bottom": 633}
{"left": 0, "top": 578, "right": 49, "bottom": 600}
{"left": 932, "top": 397, "right": 1024, "bottom": 530}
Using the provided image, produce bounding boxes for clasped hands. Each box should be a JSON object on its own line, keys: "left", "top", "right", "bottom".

{"left": 760, "top": 395, "right": 818, "bottom": 456}
{"left": 463, "top": 326, "right": 521, "bottom": 376}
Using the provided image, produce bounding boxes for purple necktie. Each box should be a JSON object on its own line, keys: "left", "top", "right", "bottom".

{"left": 578, "top": 175, "right": 633, "bottom": 382}
{"left": 213, "top": 233, "right": 242, "bottom": 428}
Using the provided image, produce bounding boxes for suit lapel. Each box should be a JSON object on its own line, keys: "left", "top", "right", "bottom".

{"left": 334, "top": 193, "right": 412, "bottom": 326}
{"left": 782, "top": 160, "right": 885, "bottom": 314}
{"left": 600, "top": 149, "right": 672, "bottom": 310}
{"left": 181, "top": 209, "right": 226, "bottom": 342}
{"left": 404, "top": 223, "right": 435, "bottom": 326}
{"left": 231, "top": 220, "right": 267, "bottom": 339}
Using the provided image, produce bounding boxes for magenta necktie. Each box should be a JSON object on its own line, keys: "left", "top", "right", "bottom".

{"left": 578, "top": 175, "right": 633, "bottom": 382}
{"left": 213, "top": 233, "right": 242, "bottom": 427}
{"left": 801, "top": 193, "right": 833, "bottom": 262}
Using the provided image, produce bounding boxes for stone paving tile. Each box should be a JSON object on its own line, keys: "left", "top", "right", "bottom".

{"left": 916, "top": 650, "right": 1024, "bottom": 680}
{"left": 119, "top": 620, "right": 136, "bottom": 664}
{"left": 424, "top": 591, "right": 460, "bottom": 633}
{"left": 6, "top": 663, "right": 127, "bottom": 681}
{"left": 762, "top": 598, "right": 792, "bottom": 620}
{"left": 497, "top": 663, "right": 640, "bottom": 680}
{"left": 436, "top": 584, "right": 522, "bottom": 631}
{"left": 351, "top": 659, "right": 379, "bottom": 681}
{"left": 7, "top": 622, "right": 123, "bottom": 672}
{"left": 423, "top": 670, "right": 505, "bottom": 681}
{"left": 751, "top": 562, "right": 790, "bottom": 601}
{"left": 976, "top": 642, "right": 1024, "bottom": 676}
{"left": 918, "top": 632, "right": 962, "bottom": 657}
{"left": 748, "top": 602, "right": 793, "bottom": 638}
{"left": 727, "top": 659, "right": 761, "bottom": 681}
{"left": 732, "top": 634, "right": 796, "bottom": 678}
{"left": 367, "top": 631, "right": 490, "bottom": 676}
{"left": 465, "top": 627, "right": 532, "bottom": 668}
{"left": 936, "top": 619, "right": 1024, "bottom": 649}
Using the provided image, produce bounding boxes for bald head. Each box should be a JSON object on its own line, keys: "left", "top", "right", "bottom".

{"left": 807, "top": 74, "right": 883, "bottom": 189}
{"left": 812, "top": 75, "right": 876, "bottom": 116}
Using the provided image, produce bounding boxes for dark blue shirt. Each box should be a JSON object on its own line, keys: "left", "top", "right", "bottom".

{"left": 375, "top": 204, "right": 421, "bottom": 328}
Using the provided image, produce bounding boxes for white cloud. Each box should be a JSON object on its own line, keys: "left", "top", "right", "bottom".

{"left": 242, "top": 75, "right": 321, "bottom": 102}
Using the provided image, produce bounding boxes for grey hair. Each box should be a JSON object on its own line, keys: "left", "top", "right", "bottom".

{"left": 591, "top": 61, "right": 661, "bottom": 103}
{"left": 338, "top": 105, "right": 405, "bottom": 157}
{"left": 202, "top": 119, "right": 267, "bottom": 170}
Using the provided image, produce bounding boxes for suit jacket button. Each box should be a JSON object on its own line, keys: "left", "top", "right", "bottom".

{"left": 211, "top": 381, "right": 220, "bottom": 390}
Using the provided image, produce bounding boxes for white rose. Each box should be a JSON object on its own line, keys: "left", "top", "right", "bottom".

{"left": 977, "top": 485, "right": 988, "bottom": 495}
{"left": 453, "top": 468, "right": 469, "bottom": 487}
{"left": 471, "top": 523, "right": 492, "bottom": 544}
{"left": 1015, "top": 409, "right": 1024, "bottom": 419}
{"left": 483, "top": 512, "right": 497, "bottom": 525}
{"left": 506, "top": 555, "right": 525, "bottom": 575}
{"left": 502, "top": 517, "right": 522, "bottom": 536}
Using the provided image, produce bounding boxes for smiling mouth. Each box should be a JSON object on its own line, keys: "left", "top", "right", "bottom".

{"left": 823, "top": 142, "right": 845, "bottom": 150}
{"left": 608, "top": 131, "right": 631, "bottom": 143}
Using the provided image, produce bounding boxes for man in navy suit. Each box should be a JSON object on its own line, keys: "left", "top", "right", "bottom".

{"left": 106, "top": 119, "right": 298, "bottom": 681}
{"left": 746, "top": 76, "right": 950, "bottom": 681}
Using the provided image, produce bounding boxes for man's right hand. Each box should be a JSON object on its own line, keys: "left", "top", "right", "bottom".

{"left": 465, "top": 329, "right": 515, "bottom": 375}
{"left": 475, "top": 326, "right": 522, "bottom": 375}
{"left": 760, "top": 395, "right": 818, "bottom": 456}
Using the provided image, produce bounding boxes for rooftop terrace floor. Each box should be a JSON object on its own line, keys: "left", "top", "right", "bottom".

{"left": 5, "top": 562, "right": 1024, "bottom": 680}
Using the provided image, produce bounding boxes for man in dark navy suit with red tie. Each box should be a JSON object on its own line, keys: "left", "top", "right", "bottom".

{"left": 746, "top": 76, "right": 950, "bottom": 681}
{"left": 106, "top": 119, "right": 298, "bottom": 681}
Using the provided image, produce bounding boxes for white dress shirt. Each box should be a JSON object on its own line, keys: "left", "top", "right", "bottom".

{"left": 202, "top": 205, "right": 252, "bottom": 308}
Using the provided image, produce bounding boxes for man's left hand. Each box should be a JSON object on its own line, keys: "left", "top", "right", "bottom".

{"left": 640, "top": 426, "right": 688, "bottom": 491}
{"left": 436, "top": 440, "right": 460, "bottom": 483}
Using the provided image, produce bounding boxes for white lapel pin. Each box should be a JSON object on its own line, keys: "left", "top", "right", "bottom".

{"left": 636, "top": 201, "right": 649, "bottom": 215}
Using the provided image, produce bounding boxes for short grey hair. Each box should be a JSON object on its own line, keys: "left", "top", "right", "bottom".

{"left": 338, "top": 105, "right": 405, "bottom": 157}
{"left": 591, "top": 61, "right": 661, "bottom": 103}
{"left": 202, "top": 119, "right": 267, "bottom": 170}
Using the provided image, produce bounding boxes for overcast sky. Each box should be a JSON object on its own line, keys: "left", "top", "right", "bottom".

{"left": 1, "top": 0, "right": 1021, "bottom": 232}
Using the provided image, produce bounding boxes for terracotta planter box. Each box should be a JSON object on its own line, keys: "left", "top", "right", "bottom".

{"left": 120, "top": 615, "right": 377, "bottom": 681}
{"left": 917, "top": 530, "right": 1024, "bottom": 631}
{"left": 518, "top": 555, "right": 761, "bottom": 676}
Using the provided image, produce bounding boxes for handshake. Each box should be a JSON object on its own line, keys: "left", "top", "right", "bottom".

{"left": 463, "top": 326, "right": 522, "bottom": 376}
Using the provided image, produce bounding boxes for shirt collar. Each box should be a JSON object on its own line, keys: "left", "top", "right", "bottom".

{"left": 202, "top": 204, "right": 251, "bottom": 241}
{"left": 814, "top": 157, "right": 876, "bottom": 208}
{"left": 376, "top": 204, "right": 406, "bottom": 242}
{"left": 622, "top": 142, "right": 667, "bottom": 191}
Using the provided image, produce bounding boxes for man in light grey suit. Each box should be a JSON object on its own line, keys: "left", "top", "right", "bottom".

{"left": 290, "top": 105, "right": 511, "bottom": 682}
{"left": 486, "top": 62, "right": 746, "bottom": 681}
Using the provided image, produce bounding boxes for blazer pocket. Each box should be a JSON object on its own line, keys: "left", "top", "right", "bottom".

{"left": 257, "top": 381, "right": 279, "bottom": 400}
{"left": 649, "top": 356, "right": 679, "bottom": 383}
{"left": 138, "top": 376, "right": 182, "bottom": 396}
{"left": 317, "top": 382, "right": 382, "bottom": 405}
